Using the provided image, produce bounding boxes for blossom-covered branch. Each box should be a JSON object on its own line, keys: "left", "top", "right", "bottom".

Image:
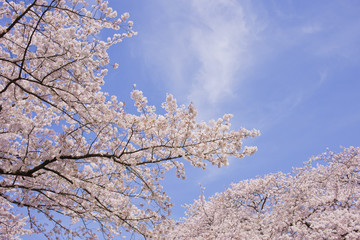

{"left": 167, "top": 147, "right": 360, "bottom": 239}
{"left": 0, "top": 0, "right": 259, "bottom": 238}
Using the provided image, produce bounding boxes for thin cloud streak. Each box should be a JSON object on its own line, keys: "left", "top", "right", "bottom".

{"left": 139, "top": 0, "right": 261, "bottom": 120}
{"left": 187, "top": 0, "right": 255, "bottom": 106}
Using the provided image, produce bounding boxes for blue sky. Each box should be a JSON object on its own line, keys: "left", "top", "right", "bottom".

{"left": 104, "top": 0, "right": 360, "bottom": 220}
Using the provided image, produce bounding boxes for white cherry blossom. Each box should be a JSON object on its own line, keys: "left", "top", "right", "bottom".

{"left": 0, "top": 0, "right": 259, "bottom": 238}
{"left": 167, "top": 147, "right": 360, "bottom": 240}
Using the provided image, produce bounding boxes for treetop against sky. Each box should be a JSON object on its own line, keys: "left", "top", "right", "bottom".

{"left": 1, "top": 0, "right": 360, "bottom": 239}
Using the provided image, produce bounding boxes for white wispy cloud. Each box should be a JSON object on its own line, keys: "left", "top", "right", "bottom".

{"left": 139, "top": 0, "right": 262, "bottom": 119}
{"left": 186, "top": 0, "right": 254, "bottom": 104}
{"left": 301, "top": 23, "right": 322, "bottom": 34}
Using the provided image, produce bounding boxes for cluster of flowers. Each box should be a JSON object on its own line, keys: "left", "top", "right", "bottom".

{"left": 167, "top": 147, "right": 360, "bottom": 240}
{"left": 0, "top": 1, "right": 258, "bottom": 238}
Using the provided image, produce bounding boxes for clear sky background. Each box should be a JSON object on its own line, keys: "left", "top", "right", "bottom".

{"left": 103, "top": 0, "right": 360, "bottom": 220}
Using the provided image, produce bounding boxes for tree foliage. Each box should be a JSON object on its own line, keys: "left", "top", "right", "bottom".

{"left": 0, "top": 0, "right": 259, "bottom": 239}
{"left": 168, "top": 147, "right": 360, "bottom": 239}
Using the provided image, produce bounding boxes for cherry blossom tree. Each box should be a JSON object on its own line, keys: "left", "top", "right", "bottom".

{"left": 167, "top": 146, "right": 360, "bottom": 240}
{"left": 0, "top": 0, "right": 259, "bottom": 239}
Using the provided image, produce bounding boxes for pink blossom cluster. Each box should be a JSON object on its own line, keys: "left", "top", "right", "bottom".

{"left": 167, "top": 147, "right": 360, "bottom": 239}
{"left": 0, "top": 0, "right": 259, "bottom": 238}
